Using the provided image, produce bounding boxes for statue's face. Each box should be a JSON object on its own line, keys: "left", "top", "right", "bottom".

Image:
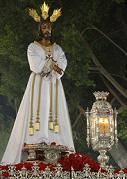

{"left": 40, "top": 22, "right": 52, "bottom": 40}
{"left": 40, "top": 22, "right": 51, "bottom": 33}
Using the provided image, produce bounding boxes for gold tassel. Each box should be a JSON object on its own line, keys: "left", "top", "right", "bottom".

{"left": 53, "top": 79, "right": 59, "bottom": 133}
{"left": 49, "top": 122, "right": 54, "bottom": 130}
{"left": 54, "top": 121, "right": 59, "bottom": 133}
{"left": 29, "top": 125, "right": 34, "bottom": 136}
{"left": 49, "top": 81, "right": 54, "bottom": 130}
{"left": 35, "top": 116, "right": 40, "bottom": 131}
{"left": 48, "top": 120, "right": 54, "bottom": 130}
{"left": 35, "top": 122, "right": 40, "bottom": 131}
{"left": 35, "top": 76, "right": 42, "bottom": 131}
{"left": 29, "top": 74, "right": 36, "bottom": 136}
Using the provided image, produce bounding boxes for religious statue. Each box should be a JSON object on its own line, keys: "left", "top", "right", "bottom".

{"left": 2, "top": 2, "right": 75, "bottom": 164}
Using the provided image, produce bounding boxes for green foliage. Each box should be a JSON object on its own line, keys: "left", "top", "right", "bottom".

{"left": 0, "top": 96, "right": 14, "bottom": 160}
{"left": 117, "top": 107, "right": 127, "bottom": 139}
{"left": 113, "top": 0, "right": 125, "bottom": 3}
{"left": 61, "top": 24, "right": 93, "bottom": 87}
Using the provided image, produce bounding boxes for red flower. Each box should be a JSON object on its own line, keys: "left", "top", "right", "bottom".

{"left": 0, "top": 152, "right": 101, "bottom": 173}
{"left": 114, "top": 168, "right": 127, "bottom": 174}
{"left": 38, "top": 162, "right": 55, "bottom": 171}
{"left": 51, "top": 142, "right": 56, "bottom": 145}
{"left": 114, "top": 169, "right": 120, "bottom": 174}
{"left": 38, "top": 162, "right": 47, "bottom": 171}
{"left": 69, "top": 154, "right": 74, "bottom": 160}
{"left": 2, "top": 171, "right": 9, "bottom": 177}
{"left": 58, "top": 153, "right": 100, "bottom": 172}
{"left": 15, "top": 163, "right": 23, "bottom": 170}
{"left": 0, "top": 165, "right": 8, "bottom": 170}
{"left": 59, "top": 156, "right": 71, "bottom": 171}
{"left": 23, "top": 162, "right": 33, "bottom": 170}
{"left": 47, "top": 163, "right": 56, "bottom": 171}
{"left": 123, "top": 168, "right": 127, "bottom": 174}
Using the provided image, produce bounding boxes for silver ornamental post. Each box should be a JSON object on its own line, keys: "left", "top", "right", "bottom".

{"left": 86, "top": 91, "right": 118, "bottom": 168}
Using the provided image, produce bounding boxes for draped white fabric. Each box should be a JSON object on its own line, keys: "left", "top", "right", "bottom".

{"left": 1, "top": 42, "right": 75, "bottom": 165}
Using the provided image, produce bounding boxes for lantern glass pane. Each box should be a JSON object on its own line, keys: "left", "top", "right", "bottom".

{"left": 90, "top": 116, "right": 96, "bottom": 137}
{"left": 99, "top": 117, "right": 109, "bottom": 134}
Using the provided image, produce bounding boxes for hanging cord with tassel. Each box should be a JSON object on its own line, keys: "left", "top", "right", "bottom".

{"left": 35, "top": 75, "right": 43, "bottom": 131}
{"left": 48, "top": 80, "right": 54, "bottom": 130}
{"left": 54, "top": 79, "right": 59, "bottom": 133}
{"left": 29, "top": 73, "right": 36, "bottom": 136}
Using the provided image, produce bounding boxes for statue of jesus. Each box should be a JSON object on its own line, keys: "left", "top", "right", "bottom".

{"left": 2, "top": 2, "right": 75, "bottom": 165}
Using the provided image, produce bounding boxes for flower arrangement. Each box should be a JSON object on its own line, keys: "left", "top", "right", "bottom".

{"left": 1, "top": 143, "right": 127, "bottom": 178}
{"left": 0, "top": 153, "right": 100, "bottom": 177}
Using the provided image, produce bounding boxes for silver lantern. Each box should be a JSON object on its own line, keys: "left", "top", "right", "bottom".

{"left": 86, "top": 91, "right": 118, "bottom": 168}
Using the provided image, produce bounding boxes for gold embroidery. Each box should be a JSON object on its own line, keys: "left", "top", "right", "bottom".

{"left": 48, "top": 81, "right": 54, "bottom": 130}
{"left": 34, "top": 41, "right": 55, "bottom": 56}
{"left": 54, "top": 79, "right": 59, "bottom": 133}
{"left": 29, "top": 74, "right": 36, "bottom": 136}
{"left": 35, "top": 75, "right": 43, "bottom": 131}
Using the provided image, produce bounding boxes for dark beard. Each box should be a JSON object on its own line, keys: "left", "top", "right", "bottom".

{"left": 40, "top": 32, "right": 51, "bottom": 40}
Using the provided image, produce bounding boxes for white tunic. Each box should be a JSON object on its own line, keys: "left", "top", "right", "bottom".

{"left": 1, "top": 42, "right": 75, "bottom": 165}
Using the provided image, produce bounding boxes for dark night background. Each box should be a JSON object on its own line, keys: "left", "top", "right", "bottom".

{"left": 0, "top": 0, "right": 127, "bottom": 167}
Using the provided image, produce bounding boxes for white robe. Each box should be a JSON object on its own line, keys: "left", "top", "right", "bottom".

{"left": 1, "top": 41, "right": 75, "bottom": 165}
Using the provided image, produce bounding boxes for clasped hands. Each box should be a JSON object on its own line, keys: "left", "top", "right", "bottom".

{"left": 50, "top": 58, "right": 62, "bottom": 75}
{"left": 52, "top": 62, "right": 63, "bottom": 75}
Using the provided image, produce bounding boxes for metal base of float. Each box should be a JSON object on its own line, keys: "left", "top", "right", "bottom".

{"left": 22, "top": 142, "right": 72, "bottom": 164}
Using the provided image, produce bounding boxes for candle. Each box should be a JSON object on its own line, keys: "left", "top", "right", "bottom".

{"left": 99, "top": 117, "right": 109, "bottom": 134}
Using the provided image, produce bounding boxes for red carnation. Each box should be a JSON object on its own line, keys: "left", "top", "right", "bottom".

{"left": 15, "top": 163, "right": 23, "bottom": 170}
{"left": 2, "top": 171, "right": 9, "bottom": 177}
{"left": 123, "top": 168, "right": 127, "bottom": 174}
{"left": 51, "top": 142, "right": 56, "bottom": 145}
{"left": 38, "top": 162, "right": 47, "bottom": 171}
{"left": 23, "top": 162, "right": 33, "bottom": 170}
{"left": 47, "top": 164, "right": 56, "bottom": 171}
{"left": 0, "top": 165, "right": 8, "bottom": 170}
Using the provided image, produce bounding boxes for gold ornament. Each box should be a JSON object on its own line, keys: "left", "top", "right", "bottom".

{"left": 35, "top": 76, "right": 43, "bottom": 131}
{"left": 28, "top": 2, "right": 61, "bottom": 23}
{"left": 48, "top": 81, "right": 54, "bottom": 130}
{"left": 35, "top": 121, "right": 40, "bottom": 131}
{"left": 49, "top": 120, "right": 54, "bottom": 130}
{"left": 53, "top": 79, "right": 59, "bottom": 133}
{"left": 54, "top": 122, "right": 59, "bottom": 133}
{"left": 40, "top": 2, "right": 49, "bottom": 20}
{"left": 29, "top": 125, "right": 34, "bottom": 136}
{"left": 29, "top": 74, "right": 36, "bottom": 136}
{"left": 50, "top": 9, "right": 61, "bottom": 22}
{"left": 29, "top": 9, "right": 41, "bottom": 22}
